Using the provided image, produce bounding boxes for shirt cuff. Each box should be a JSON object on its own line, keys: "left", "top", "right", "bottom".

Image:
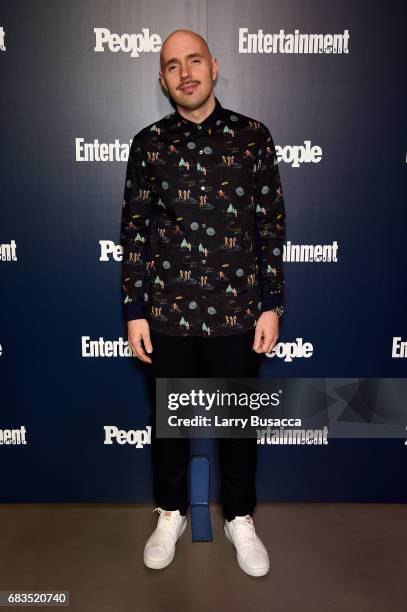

{"left": 124, "top": 298, "right": 147, "bottom": 322}
{"left": 260, "top": 296, "right": 284, "bottom": 317}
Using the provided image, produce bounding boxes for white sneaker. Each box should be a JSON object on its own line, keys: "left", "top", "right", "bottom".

{"left": 143, "top": 507, "right": 187, "bottom": 569}
{"left": 224, "top": 514, "right": 270, "bottom": 577}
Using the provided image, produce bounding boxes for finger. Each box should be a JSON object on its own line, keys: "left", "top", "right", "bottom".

{"left": 258, "top": 333, "right": 275, "bottom": 353}
{"left": 130, "top": 336, "right": 152, "bottom": 364}
{"left": 264, "top": 334, "right": 279, "bottom": 354}
{"left": 129, "top": 337, "right": 142, "bottom": 359}
{"left": 142, "top": 330, "right": 153, "bottom": 355}
{"left": 253, "top": 326, "right": 263, "bottom": 351}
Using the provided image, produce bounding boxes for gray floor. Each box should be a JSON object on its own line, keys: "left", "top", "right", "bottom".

{"left": 0, "top": 503, "right": 406, "bottom": 611}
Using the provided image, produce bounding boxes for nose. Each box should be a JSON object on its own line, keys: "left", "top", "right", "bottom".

{"left": 180, "top": 62, "right": 192, "bottom": 82}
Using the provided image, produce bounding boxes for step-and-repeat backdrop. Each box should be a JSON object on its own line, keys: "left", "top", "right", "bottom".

{"left": 1, "top": 0, "right": 406, "bottom": 503}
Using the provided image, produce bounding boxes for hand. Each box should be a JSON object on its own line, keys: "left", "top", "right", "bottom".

{"left": 127, "top": 319, "right": 153, "bottom": 364}
{"left": 253, "top": 311, "right": 279, "bottom": 354}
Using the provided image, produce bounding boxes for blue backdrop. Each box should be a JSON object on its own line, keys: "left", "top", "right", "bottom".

{"left": 1, "top": 0, "right": 406, "bottom": 502}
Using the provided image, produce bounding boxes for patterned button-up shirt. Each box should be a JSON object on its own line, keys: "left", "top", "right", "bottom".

{"left": 120, "top": 96, "right": 286, "bottom": 337}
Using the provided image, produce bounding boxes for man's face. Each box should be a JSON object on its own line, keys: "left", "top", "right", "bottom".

{"left": 159, "top": 35, "right": 218, "bottom": 111}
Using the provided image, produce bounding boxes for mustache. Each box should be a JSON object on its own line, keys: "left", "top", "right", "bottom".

{"left": 179, "top": 81, "right": 199, "bottom": 89}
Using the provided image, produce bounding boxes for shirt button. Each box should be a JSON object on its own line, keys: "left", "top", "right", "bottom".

{"left": 197, "top": 125, "right": 202, "bottom": 130}
{"left": 199, "top": 150, "right": 203, "bottom": 154}
{"left": 201, "top": 185, "right": 205, "bottom": 191}
{"left": 201, "top": 259, "right": 206, "bottom": 264}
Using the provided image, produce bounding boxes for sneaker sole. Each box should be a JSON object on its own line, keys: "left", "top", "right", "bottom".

{"left": 224, "top": 523, "right": 270, "bottom": 577}
{"left": 144, "top": 519, "right": 187, "bottom": 570}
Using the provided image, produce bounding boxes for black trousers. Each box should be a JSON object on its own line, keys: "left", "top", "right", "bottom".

{"left": 145, "top": 328, "right": 261, "bottom": 522}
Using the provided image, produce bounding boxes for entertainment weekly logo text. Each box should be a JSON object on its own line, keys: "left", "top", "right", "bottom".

{"left": 238, "top": 28, "right": 350, "bottom": 54}
{"left": 0, "top": 427, "right": 27, "bottom": 445}
{"left": 0, "top": 26, "right": 6, "bottom": 51}
{"left": 0, "top": 240, "right": 17, "bottom": 261}
{"left": 392, "top": 337, "right": 407, "bottom": 358}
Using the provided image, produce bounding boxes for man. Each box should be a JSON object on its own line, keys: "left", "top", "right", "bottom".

{"left": 120, "top": 29, "right": 286, "bottom": 577}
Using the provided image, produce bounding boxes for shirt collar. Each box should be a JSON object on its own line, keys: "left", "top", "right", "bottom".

{"left": 173, "top": 96, "right": 224, "bottom": 133}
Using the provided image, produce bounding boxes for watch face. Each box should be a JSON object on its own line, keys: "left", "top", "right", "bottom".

{"left": 272, "top": 306, "right": 284, "bottom": 317}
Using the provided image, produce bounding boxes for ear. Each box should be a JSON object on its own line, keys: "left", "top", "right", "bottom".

{"left": 211, "top": 57, "right": 219, "bottom": 80}
{"left": 159, "top": 72, "right": 168, "bottom": 91}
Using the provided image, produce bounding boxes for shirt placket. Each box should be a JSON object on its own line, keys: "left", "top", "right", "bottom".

{"left": 193, "top": 122, "right": 210, "bottom": 325}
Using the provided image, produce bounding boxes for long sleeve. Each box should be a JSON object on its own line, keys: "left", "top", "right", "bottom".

{"left": 254, "top": 125, "right": 286, "bottom": 317}
{"left": 120, "top": 133, "right": 152, "bottom": 322}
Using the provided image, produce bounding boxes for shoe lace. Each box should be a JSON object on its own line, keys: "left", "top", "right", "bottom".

{"left": 231, "top": 516, "right": 260, "bottom": 553}
{"left": 150, "top": 507, "right": 181, "bottom": 549}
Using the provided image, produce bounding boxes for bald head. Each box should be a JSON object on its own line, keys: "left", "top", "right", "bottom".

{"left": 158, "top": 29, "right": 218, "bottom": 113}
{"left": 160, "top": 29, "right": 212, "bottom": 71}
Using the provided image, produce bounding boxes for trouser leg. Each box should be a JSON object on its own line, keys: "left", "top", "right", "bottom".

{"left": 198, "top": 329, "right": 261, "bottom": 521}
{"left": 147, "top": 329, "right": 198, "bottom": 515}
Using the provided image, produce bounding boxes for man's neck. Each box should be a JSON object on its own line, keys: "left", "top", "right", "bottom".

{"left": 175, "top": 94, "right": 216, "bottom": 124}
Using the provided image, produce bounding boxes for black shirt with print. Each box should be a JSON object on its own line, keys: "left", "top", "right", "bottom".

{"left": 120, "top": 96, "right": 286, "bottom": 338}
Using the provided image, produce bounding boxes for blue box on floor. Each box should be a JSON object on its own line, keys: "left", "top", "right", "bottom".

{"left": 189, "top": 455, "right": 213, "bottom": 542}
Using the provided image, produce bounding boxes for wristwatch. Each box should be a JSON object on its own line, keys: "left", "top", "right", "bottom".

{"left": 269, "top": 305, "right": 284, "bottom": 318}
